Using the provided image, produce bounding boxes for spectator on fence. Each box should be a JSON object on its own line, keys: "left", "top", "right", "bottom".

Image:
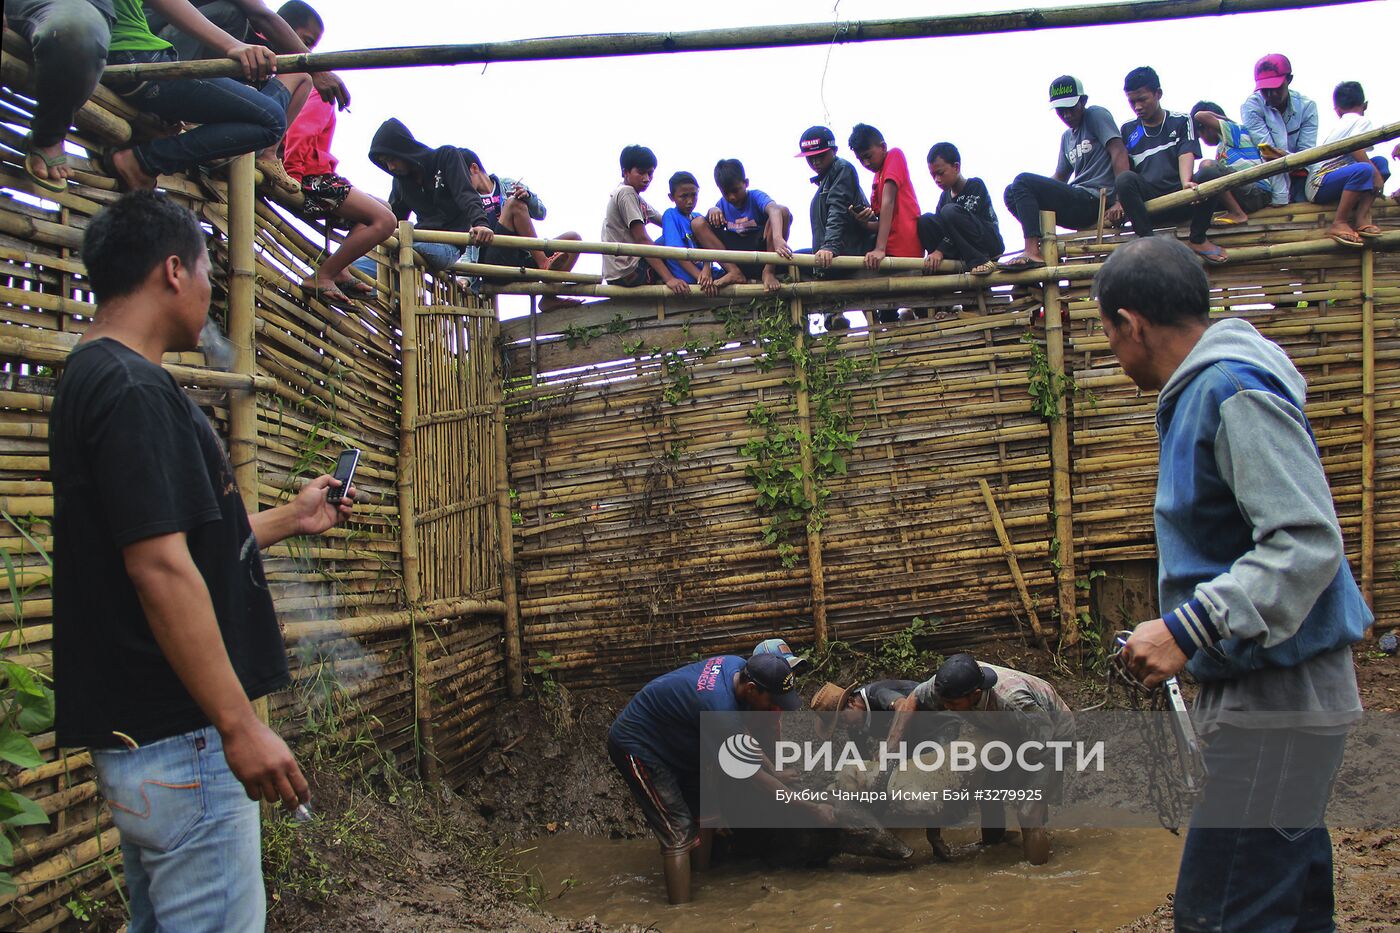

{"left": 103, "top": 0, "right": 315, "bottom": 193}
{"left": 702, "top": 158, "right": 794, "bottom": 293}
{"left": 847, "top": 123, "right": 922, "bottom": 273}
{"left": 457, "top": 148, "right": 583, "bottom": 310}
{"left": 608, "top": 653, "right": 826, "bottom": 904}
{"left": 141, "top": 0, "right": 349, "bottom": 194}
{"left": 918, "top": 141, "right": 1004, "bottom": 277}
{"left": 368, "top": 117, "right": 494, "bottom": 274}
{"left": 1306, "top": 81, "right": 1389, "bottom": 247}
{"left": 656, "top": 171, "right": 719, "bottom": 287}
{"left": 1106, "top": 236, "right": 1367, "bottom": 931}
{"left": 5, "top": 0, "right": 111, "bottom": 193}
{"left": 797, "top": 125, "right": 874, "bottom": 330}
{"left": 52, "top": 191, "right": 357, "bottom": 932}
{"left": 600, "top": 145, "right": 694, "bottom": 296}
{"left": 1190, "top": 101, "right": 1273, "bottom": 224}
{"left": 277, "top": 2, "right": 392, "bottom": 304}
{"left": 1109, "top": 66, "right": 1229, "bottom": 265}
{"left": 1240, "top": 53, "right": 1318, "bottom": 206}
{"left": 1001, "top": 76, "right": 1130, "bottom": 270}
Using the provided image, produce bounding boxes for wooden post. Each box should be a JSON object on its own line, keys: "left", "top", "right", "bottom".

{"left": 1040, "top": 211, "right": 1079, "bottom": 647}
{"left": 491, "top": 305, "right": 525, "bottom": 697}
{"left": 1360, "top": 247, "right": 1376, "bottom": 619}
{"left": 396, "top": 223, "right": 438, "bottom": 780}
{"left": 978, "top": 479, "right": 1048, "bottom": 650}
{"left": 790, "top": 292, "right": 828, "bottom": 647}
{"left": 226, "top": 154, "right": 271, "bottom": 727}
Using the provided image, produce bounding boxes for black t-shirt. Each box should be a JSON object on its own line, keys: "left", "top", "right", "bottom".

{"left": 51, "top": 339, "right": 287, "bottom": 748}
{"left": 1121, "top": 111, "right": 1201, "bottom": 192}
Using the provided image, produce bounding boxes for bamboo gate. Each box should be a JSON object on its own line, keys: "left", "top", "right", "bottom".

{"left": 0, "top": 3, "right": 1398, "bottom": 927}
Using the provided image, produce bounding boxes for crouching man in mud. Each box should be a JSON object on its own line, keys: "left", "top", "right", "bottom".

{"left": 51, "top": 192, "right": 357, "bottom": 933}
{"left": 1103, "top": 237, "right": 1367, "bottom": 931}
{"left": 607, "top": 653, "right": 834, "bottom": 904}
{"left": 887, "top": 653, "right": 1074, "bottom": 865}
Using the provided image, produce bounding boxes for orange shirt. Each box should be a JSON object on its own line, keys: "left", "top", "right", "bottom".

{"left": 872, "top": 147, "right": 922, "bottom": 257}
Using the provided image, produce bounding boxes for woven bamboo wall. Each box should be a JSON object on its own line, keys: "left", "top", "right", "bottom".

{"left": 0, "top": 97, "right": 507, "bottom": 929}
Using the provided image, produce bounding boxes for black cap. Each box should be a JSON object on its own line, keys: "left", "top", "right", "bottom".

{"left": 743, "top": 654, "right": 802, "bottom": 710}
{"left": 933, "top": 653, "right": 998, "bottom": 699}
{"left": 795, "top": 125, "right": 837, "bottom": 158}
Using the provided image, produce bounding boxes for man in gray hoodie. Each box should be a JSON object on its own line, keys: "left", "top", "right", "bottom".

{"left": 1102, "top": 238, "right": 1368, "bottom": 930}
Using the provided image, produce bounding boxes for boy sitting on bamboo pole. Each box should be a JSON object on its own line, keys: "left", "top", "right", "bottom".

{"left": 368, "top": 117, "right": 494, "bottom": 274}
{"left": 459, "top": 147, "right": 583, "bottom": 310}
{"left": 278, "top": 0, "right": 393, "bottom": 304}
{"left": 918, "top": 141, "right": 1004, "bottom": 277}
{"left": 797, "top": 125, "right": 874, "bottom": 330}
{"left": 1189, "top": 101, "right": 1273, "bottom": 225}
{"left": 1305, "top": 81, "right": 1390, "bottom": 247}
{"left": 601, "top": 144, "right": 704, "bottom": 296}
{"left": 656, "top": 171, "right": 720, "bottom": 287}
{"left": 701, "top": 158, "right": 794, "bottom": 293}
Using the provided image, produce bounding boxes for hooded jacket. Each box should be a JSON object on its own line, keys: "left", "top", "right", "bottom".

{"left": 1154, "top": 317, "right": 1370, "bottom": 682}
{"left": 368, "top": 119, "right": 489, "bottom": 233}
{"left": 809, "top": 156, "right": 872, "bottom": 256}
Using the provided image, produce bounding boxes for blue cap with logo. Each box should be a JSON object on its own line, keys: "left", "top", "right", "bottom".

{"left": 743, "top": 653, "right": 802, "bottom": 710}
{"left": 752, "top": 637, "right": 810, "bottom": 672}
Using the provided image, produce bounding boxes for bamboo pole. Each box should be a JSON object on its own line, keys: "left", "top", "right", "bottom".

{"left": 492, "top": 315, "right": 525, "bottom": 696}
{"left": 1147, "top": 120, "right": 1400, "bottom": 213}
{"left": 100, "top": 0, "right": 1370, "bottom": 81}
{"left": 452, "top": 260, "right": 603, "bottom": 284}
{"left": 790, "top": 289, "right": 828, "bottom": 647}
{"left": 1361, "top": 246, "right": 1376, "bottom": 622}
{"left": 978, "top": 479, "right": 1048, "bottom": 650}
{"left": 395, "top": 222, "right": 438, "bottom": 780}
{"left": 1041, "top": 211, "right": 1079, "bottom": 649}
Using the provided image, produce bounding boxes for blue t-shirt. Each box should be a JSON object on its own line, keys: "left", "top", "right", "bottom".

{"left": 609, "top": 656, "right": 747, "bottom": 775}
{"left": 657, "top": 207, "right": 701, "bottom": 282}
{"left": 713, "top": 188, "right": 774, "bottom": 237}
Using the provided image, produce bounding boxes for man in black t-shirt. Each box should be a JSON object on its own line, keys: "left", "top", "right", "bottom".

{"left": 51, "top": 191, "right": 356, "bottom": 932}
{"left": 1109, "top": 66, "right": 1229, "bottom": 265}
{"left": 917, "top": 142, "right": 1005, "bottom": 276}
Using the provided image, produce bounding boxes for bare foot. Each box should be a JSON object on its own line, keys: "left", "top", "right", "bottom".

{"left": 546, "top": 251, "right": 572, "bottom": 272}
{"left": 530, "top": 251, "right": 551, "bottom": 270}
{"left": 109, "top": 148, "right": 157, "bottom": 191}
{"left": 1326, "top": 223, "right": 1363, "bottom": 246}
{"left": 27, "top": 140, "right": 70, "bottom": 186}
{"left": 301, "top": 275, "right": 351, "bottom": 303}
{"left": 539, "top": 296, "right": 585, "bottom": 312}
{"left": 761, "top": 267, "right": 782, "bottom": 293}
{"left": 1187, "top": 239, "right": 1228, "bottom": 264}
{"left": 713, "top": 270, "right": 747, "bottom": 289}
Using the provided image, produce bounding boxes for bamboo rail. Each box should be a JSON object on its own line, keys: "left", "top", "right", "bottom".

{"left": 99, "top": 0, "right": 1368, "bottom": 81}
{"left": 1361, "top": 246, "right": 1376, "bottom": 620}
{"left": 979, "top": 478, "right": 1048, "bottom": 650}
{"left": 790, "top": 288, "right": 828, "bottom": 647}
{"left": 493, "top": 325, "right": 525, "bottom": 697}
{"left": 1041, "top": 213, "right": 1079, "bottom": 647}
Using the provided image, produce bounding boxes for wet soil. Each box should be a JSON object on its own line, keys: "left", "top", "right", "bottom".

{"left": 263, "top": 642, "right": 1400, "bottom": 932}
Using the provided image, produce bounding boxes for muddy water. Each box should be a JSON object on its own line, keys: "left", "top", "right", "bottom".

{"left": 516, "top": 828, "right": 1184, "bottom": 932}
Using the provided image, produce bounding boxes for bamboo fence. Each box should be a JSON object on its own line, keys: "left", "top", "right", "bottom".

{"left": 0, "top": 58, "right": 510, "bottom": 929}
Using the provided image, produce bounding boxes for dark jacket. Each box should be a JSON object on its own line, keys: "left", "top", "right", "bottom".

{"left": 368, "top": 119, "right": 489, "bottom": 232}
{"left": 809, "top": 157, "right": 872, "bottom": 256}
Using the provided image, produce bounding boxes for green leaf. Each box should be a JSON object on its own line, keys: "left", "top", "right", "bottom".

{"left": 0, "top": 832, "right": 12, "bottom": 866}
{"left": 0, "top": 790, "right": 48, "bottom": 827}
{"left": 16, "top": 687, "right": 54, "bottom": 734}
{"left": 0, "top": 731, "right": 43, "bottom": 770}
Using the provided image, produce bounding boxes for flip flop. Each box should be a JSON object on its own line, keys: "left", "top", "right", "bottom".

{"left": 1330, "top": 231, "right": 1364, "bottom": 248}
{"left": 1192, "top": 244, "right": 1229, "bottom": 265}
{"left": 335, "top": 278, "right": 376, "bottom": 297}
{"left": 996, "top": 255, "right": 1046, "bottom": 271}
{"left": 23, "top": 137, "right": 67, "bottom": 194}
{"left": 1356, "top": 225, "right": 1383, "bottom": 238}
{"left": 307, "top": 282, "right": 353, "bottom": 304}
{"left": 1212, "top": 215, "right": 1247, "bottom": 227}
{"left": 968, "top": 261, "right": 997, "bottom": 276}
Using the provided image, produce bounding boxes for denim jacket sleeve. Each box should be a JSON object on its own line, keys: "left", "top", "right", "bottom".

{"left": 1189, "top": 390, "right": 1344, "bottom": 649}
{"left": 500, "top": 176, "right": 547, "bottom": 221}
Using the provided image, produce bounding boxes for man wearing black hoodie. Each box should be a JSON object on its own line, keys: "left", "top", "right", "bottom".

{"left": 368, "top": 118, "right": 494, "bottom": 274}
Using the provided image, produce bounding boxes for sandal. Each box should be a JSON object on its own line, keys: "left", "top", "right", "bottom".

{"left": 997, "top": 255, "right": 1046, "bottom": 271}
{"left": 1356, "top": 225, "right": 1383, "bottom": 239}
{"left": 1330, "top": 231, "right": 1364, "bottom": 248}
{"left": 1212, "top": 215, "right": 1247, "bottom": 227}
{"left": 336, "top": 277, "right": 376, "bottom": 297}
{"left": 968, "top": 261, "right": 997, "bottom": 276}
{"left": 256, "top": 157, "right": 301, "bottom": 195}
{"left": 23, "top": 136, "right": 67, "bottom": 194}
{"left": 307, "top": 282, "right": 353, "bottom": 304}
{"left": 1191, "top": 244, "right": 1229, "bottom": 265}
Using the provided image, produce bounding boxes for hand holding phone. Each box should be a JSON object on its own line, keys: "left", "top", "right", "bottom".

{"left": 327, "top": 448, "right": 360, "bottom": 504}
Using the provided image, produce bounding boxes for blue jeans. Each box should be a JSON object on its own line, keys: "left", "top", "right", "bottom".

{"left": 108, "top": 48, "right": 287, "bottom": 177}
{"left": 1174, "top": 727, "right": 1346, "bottom": 932}
{"left": 414, "top": 242, "right": 463, "bottom": 273}
{"left": 7, "top": 0, "right": 111, "bottom": 146}
{"left": 92, "top": 726, "right": 264, "bottom": 933}
{"left": 1314, "top": 156, "right": 1391, "bottom": 204}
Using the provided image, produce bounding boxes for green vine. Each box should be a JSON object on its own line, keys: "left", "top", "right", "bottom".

{"left": 1022, "top": 331, "right": 1076, "bottom": 420}
{"left": 730, "top": 298, "right": 871, "bottom": 567}
{"left": 562, "top": 313, "right": 630, "bottom": 349}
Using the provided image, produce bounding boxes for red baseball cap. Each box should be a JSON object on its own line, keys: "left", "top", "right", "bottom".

{"left": 1253, "top": 53, "right": 1292, "bottom": 91}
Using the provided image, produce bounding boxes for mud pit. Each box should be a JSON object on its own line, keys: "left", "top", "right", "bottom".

{"left": 515, "top": 827, "right": 1184, "bottom": 932}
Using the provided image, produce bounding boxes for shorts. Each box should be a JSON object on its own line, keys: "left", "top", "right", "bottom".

{"left": 299, "top": 173, "right": 352, "bottom": 219}
{"left": 478, "top": 216, "right": 536, "bottom": 268}
{"left": 607, "top": 262, "right": 657, "bottom": 288}
{"left": 608, "top": 735, "right": 699, "bottom": 855}
{"left": 716, "top": 228, "right": 768, "bottom": 279}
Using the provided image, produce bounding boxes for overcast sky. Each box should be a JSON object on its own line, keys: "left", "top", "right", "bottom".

{"left": 314, "top": 0, "right": 1393, "bottom": 303}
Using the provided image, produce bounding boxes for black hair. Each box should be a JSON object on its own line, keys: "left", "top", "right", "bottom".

{"left": 668, "top": 171, "right": 698, "bottom": 193}
{"left": 926, "top": 142, "right": 960, "bottom": 165}
{"left": 620, "top": 145, "right": 658, "bottom": 173}
{"left": 81, "top": 191, "right": 207, "bottom": 303}
{"left": 276, "top": 0, "right": 322, "bottom": 30}
{"left": 1189, "top": 100, "right": 1226, "bottom": 121}
{"left": 713, "top": 158, "right": 746, "bottom": 192}
{"left": 1123, "top": 66, "right": 1161, "bottom": 94}
{"left": 1333, "top": 80, "right": 1366, "bottom": 110}
{"left": 1093, "top": 238, "right": 1210, "bottom": 327}
{"left": 847, "top": 123, "right": 884, "bottom": 152}
{"left": 459, "top": 147, "right": 485, "bottom": 173}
